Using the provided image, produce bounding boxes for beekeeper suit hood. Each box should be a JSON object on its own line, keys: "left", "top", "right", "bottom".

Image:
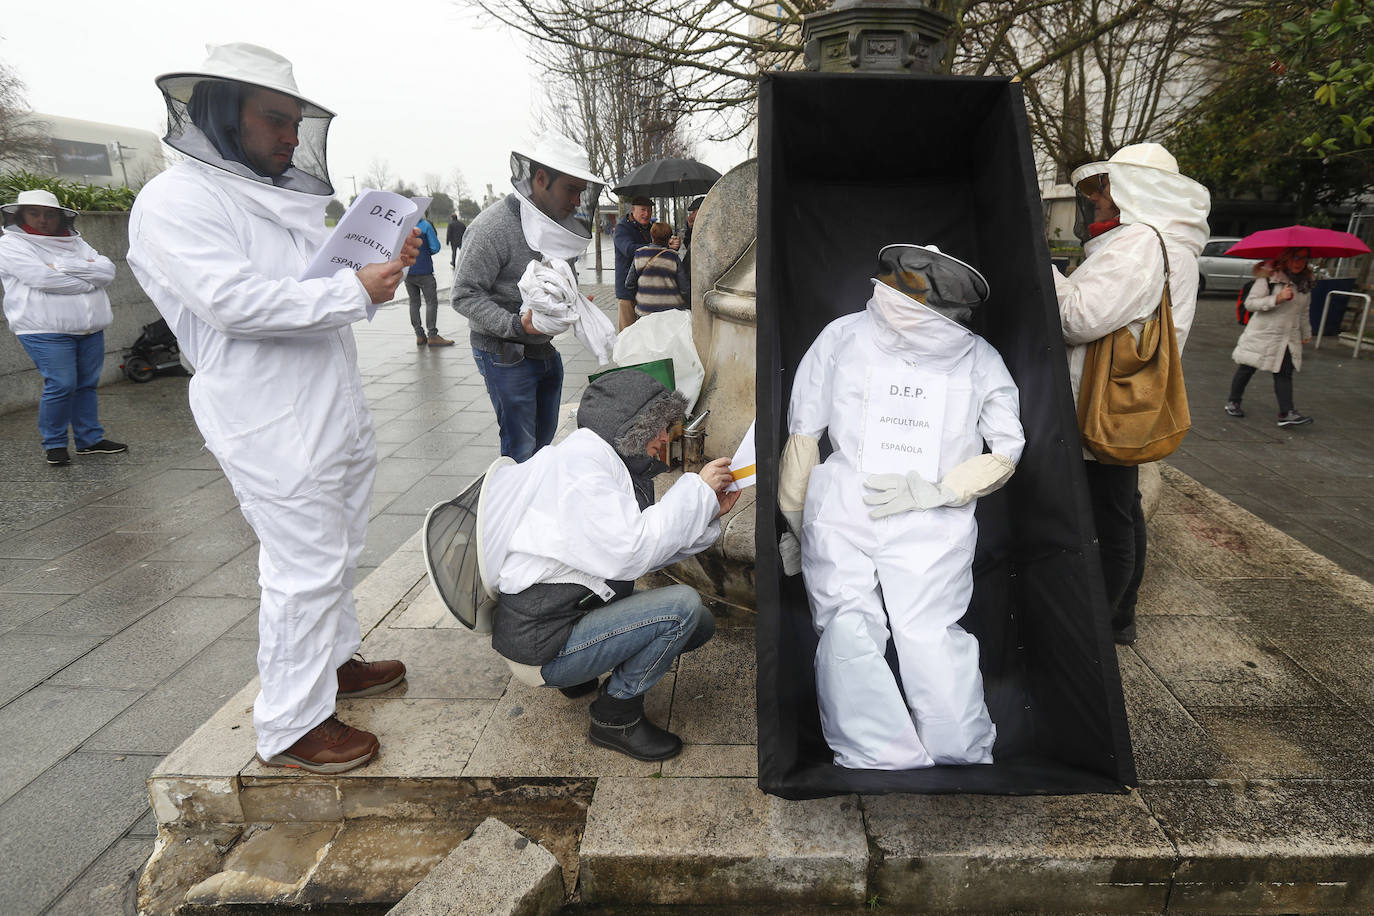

{"left": 577, "top": 369, "right": 687, "bottom": 503}
{"left": 157, "top": 42, "right": 335, "bottom": 197}
{"left": 510, "top": 132, "right": 607, "bottom": 259}
{"left": 1071, "top": 143, "right": 1209, "bottom": 255}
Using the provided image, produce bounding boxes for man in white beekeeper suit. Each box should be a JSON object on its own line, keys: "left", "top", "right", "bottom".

{"left": 777, "top": 245, "right": 1024, "bottom": 770}
{"left": 1053, "top": 143, "right": 1209, "bottom": 646}
{"left": 127, "top": 43, "right": 420, "bottom": 774}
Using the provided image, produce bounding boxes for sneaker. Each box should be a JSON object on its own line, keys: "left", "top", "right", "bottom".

{"left": 415, "top": 334, "right": 428, "bottom": 347}
{"left": 1223, "top": 401, "right": 1244, "bottom": 418}
{"left": 1277, "top": 410, "right": 1314, "bottom": 428}
{"left": 74, "top": 439, "right": 128, "bottom": 455}
{"left": 337, "top": 655, "right": 406, "bottom": 698}
{"left": 258, "top": 715, "right": 379, "bottom": 774}
{"left": 45, "top": 447, "right": 70, "bottom": 466}
{"left": 426, "top": 335, "right": 455, "bottom": 347}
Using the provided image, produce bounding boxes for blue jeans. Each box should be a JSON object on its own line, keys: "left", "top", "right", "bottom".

{"left": 472, "top": 347, "right": 563, "bottom": 462}
{"left": 18, "top": 332, "right": 106, "bottom": 450}
{"left": 540, "top": 585, "right": 716, "bottom": 699}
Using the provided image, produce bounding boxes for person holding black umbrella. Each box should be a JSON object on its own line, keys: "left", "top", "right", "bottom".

{"left": 614, "top": 196, "right": 654, "bottom": 330}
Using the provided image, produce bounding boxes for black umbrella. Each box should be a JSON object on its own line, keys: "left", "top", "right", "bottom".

{"left": 612, "top": 157, "right": 721, "bottom": 197}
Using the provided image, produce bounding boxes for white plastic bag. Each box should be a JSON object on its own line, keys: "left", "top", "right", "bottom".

{"left": 612, "top": 310, "right": 705, "bottom": 412}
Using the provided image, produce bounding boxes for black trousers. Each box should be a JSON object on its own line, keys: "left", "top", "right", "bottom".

{"left": 1228, "top": 349, "right": 1296, "bottom": 415}
{"left": 1083, "top": 460, "right": 1146, "bottom": 636}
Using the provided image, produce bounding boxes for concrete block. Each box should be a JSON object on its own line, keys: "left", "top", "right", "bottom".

{"left": 462, "top": 679, "right": 664, "bottom": 778}
{"left": 240, "top": 698, "right": 494, "bottom": 783}
{"left": 0, "top": 751, "right": 159, "bottom": 915}
{"left": 1141, "top": 780, "right": 1374, "bottom": 913}
{"left": 358, "top": 626, "right": 511, "bottom": 699}
{"left": 0, "top": 685, "right": 140, "bottom": 804}
{"left": 660, "top": 743, "right": 758, "bottom": 778}
{"left": 1117, "top": 649, "right": 1226, "bottom": 780}
{"left": 864, "top": 791, "right": 1176, "bottom": 913}
{"left": 1193, "top": 704, "right": 1374, "bottom": 779}
{"left": 668, "top": 627, "right": 756, "bottom": 745}
{"left": 388, "top": 817, "right": 563, "bottom": 916}
{"left": 184, "top": 822, "right": 340, "bottom": 906}
{"left": 1134, "top": 615, "right": 1327, "bottom": 708}
{"left": 149, "top": 775, "right": 244, "bottom": 826}
{"left": 579, "top": 777, "right": 867, "bottom": 906}
{"left": 296, "top": 817, "right": 476, "bottom": 906}
{"left": 152, "top": 676, "right": 258, "bottom": 781}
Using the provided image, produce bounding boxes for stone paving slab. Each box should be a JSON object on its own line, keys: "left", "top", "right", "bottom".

{"left": 862, "top": 792, "right": 1176, "bottom": 913}
{"left": 579, "top": 777, "right": 869, "bottom": 907}
{"left": 387, "top": 817, "right": 563, "bottom": 916}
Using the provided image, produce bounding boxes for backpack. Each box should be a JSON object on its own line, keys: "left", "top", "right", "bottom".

{"left": 1236, "top": 279, "right": 1256, "bottom": 325}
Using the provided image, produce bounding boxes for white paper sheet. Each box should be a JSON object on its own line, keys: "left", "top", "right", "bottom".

{"left": 727, "top": 419, "right": 757, "bottom": 492}
{"left": 858, "top": 367, "right": 946, "bottom": 479}
{"left": 301, "top": 189, "right": 430, "bottom": 318}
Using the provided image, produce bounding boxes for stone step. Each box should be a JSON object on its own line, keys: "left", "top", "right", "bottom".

{"left": 387, "top": 817, "right": 562, "bottom": 916}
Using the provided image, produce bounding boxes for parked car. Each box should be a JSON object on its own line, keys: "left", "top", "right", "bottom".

{"left": 1197, "top": 237, "right": 1262, "bottom": 294}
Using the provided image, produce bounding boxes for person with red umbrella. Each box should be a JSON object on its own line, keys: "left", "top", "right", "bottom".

{"left": 1224, "top": 247, "right": 1316, "bottom": 426}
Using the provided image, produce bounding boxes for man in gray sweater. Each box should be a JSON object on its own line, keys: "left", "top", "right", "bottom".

{"left": 452, "top": 135, "right": 606, "bottom": 461}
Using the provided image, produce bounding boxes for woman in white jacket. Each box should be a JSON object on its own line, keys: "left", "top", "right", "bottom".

{"left": 0, "top": 189, "right": 126, "bottom": 466}
{"left": 1224, "top": 249, "right": 1314, "bottom": 427}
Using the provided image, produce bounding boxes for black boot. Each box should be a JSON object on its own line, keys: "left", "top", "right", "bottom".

{"left": 558, "top": 677, "right": 599, "bottom": 699}
{"left": 588, "top": 687, "right": 682, "bottom": 761}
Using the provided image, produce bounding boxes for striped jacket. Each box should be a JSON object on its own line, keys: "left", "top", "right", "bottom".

{"left": 625, "top": 244, "right": 688, "bottom": 312}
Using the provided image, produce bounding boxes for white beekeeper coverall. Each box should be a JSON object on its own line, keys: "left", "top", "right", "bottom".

{"left": 1053, "top": 143, "right": 1209, "bottom": 412}
{"left": 127, "top": 45, "right": 378, "bottom": 759}
{"left": 779, "top": 252, "right": 1024, "bottom": 770}
{"left": 0, "top": 224, "right": 115, "bottom": 336}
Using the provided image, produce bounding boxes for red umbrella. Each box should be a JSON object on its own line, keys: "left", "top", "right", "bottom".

{"left": 1224, "top": 225, "right": 1371, "bottom": 259}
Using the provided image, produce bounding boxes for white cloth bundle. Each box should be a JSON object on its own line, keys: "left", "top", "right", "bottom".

{"left": 517, "top": 258, "right": 617, "bottom": 365}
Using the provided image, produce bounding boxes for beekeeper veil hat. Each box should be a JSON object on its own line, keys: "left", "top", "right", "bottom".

{"left": 156, "top": 42, "right": 335, "bottom": 196}
{"left": 875, "top": 243, "right": 989, "bottom": 327}
{"left": 509, "top": 132, "right": 607, "bottom": 258}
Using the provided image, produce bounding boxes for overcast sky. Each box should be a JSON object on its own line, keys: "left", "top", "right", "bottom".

{"left": 0, "top": 0, "right": 749, "bottom": 202}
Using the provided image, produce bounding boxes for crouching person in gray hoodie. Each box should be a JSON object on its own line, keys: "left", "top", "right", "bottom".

{"left": 478, "top": 370, "right": 739, "bottom": 760}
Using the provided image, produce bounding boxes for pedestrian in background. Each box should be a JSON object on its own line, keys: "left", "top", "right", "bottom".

{"left": 0, "top": 189, "right": 127, "bottom": 466}
{"left": 407, "top": 207, "right": 453, "bottom": 347}
{"left": 446, "top": 211, "right": 466, "bottom": 269}
{"left": 613, "top": 196, "right": 653, "bottom": 330}
{"left": 625, "top": 221, "right": 688, "bottom": 316}
{"left": 1225, "top": 248, "right": 1314, "bottom": 427}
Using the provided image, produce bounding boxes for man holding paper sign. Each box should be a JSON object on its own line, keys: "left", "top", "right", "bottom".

{"left": 452, "top": 133, "right": 607, "bottom": 461}
{"left": 128, "top": 43, "right": 420, "bottom": 774}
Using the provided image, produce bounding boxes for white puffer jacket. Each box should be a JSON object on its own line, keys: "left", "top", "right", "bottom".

{"left": 0, "top": 228, "right": 115, "bottom": 335}
{"left": 1232, "top": 273, "right": 1311, "bottom": 372}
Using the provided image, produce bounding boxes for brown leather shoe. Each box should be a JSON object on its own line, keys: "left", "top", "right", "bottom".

{"left": 416, "top": 334, "right": 428, "bottom": 347}
{"left": 426, "top": 334, "right": 454, "bottom": 347}
{"left": 258, "top": 715, "right": 379, "bottom": 774}
{"left": 337, "top": 656, "right": 406, "bottom": 698}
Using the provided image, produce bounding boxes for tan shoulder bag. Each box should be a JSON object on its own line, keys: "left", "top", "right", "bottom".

{"left": 1077, "top": 226, "right": 1191, "bottom": 466}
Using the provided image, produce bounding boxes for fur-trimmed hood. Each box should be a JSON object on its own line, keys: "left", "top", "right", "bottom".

{"left": 577, "top": 369, "right": 686, "bottom": 459}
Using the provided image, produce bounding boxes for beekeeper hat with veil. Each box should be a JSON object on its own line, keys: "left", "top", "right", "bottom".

{"left": 510, "top": 133, "right": 608, "bottom": 260}
{"left": 155, "top": 42, "right": 335, "bottom": 196}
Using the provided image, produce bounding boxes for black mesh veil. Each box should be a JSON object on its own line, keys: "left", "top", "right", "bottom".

{"left": 875, "top": 243, "right": 989, "bottom": 325}
{"left": 158, "top": 76, "right": 334, "bottom": 197}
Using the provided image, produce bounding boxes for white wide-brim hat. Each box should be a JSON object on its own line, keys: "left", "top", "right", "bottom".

{"left": 511, "top": 132, "right": 607, "bottom": 187}
{"left": 1, "top": 189, "right": 77, "bottom": 218}
{"left": 156, "top": 42, "right": 334, "bottom": 119}
{"left": 1070, "top": 142, "right": 1178, "bottom": 187}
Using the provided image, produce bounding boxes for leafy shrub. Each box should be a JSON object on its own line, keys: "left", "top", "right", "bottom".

{"left": 0, "top": 170, "right": 136, "bottom": 212}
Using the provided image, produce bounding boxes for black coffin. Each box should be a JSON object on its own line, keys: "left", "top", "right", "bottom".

{"left": 755, "top": 72, "right": 1135, "bottom": 798}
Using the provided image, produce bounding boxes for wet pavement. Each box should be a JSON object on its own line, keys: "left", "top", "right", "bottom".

{"left": 1, "top": 275, "right": 1372, "bottom": 913}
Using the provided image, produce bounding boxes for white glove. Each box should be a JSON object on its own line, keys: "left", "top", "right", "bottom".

{"left": 778, "top": 532, "right": 802, "bottom": 576}
{"left": 863, "top": 470, "right": 955, "bottom": 519}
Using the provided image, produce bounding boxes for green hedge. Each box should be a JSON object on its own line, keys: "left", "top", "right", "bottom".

{"left": 0, "top": 171, "right": 136, "bottom": 212}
